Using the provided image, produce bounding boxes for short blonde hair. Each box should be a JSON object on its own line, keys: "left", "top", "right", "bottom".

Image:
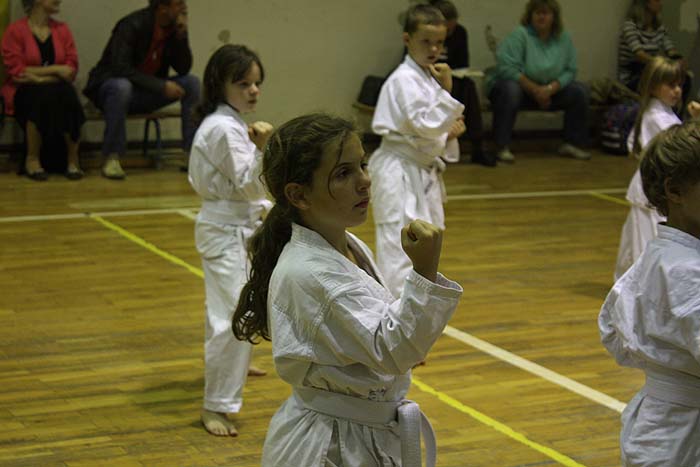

{"left": 640, "top": 122, "right": 700, "bottom": 216}
{"left": 521, "top": 0, "right": 563, "bottom": 37}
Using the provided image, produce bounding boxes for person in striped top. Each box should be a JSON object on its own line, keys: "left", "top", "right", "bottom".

{"left": 617, "top": 0, "right": 688, "bottom": 98}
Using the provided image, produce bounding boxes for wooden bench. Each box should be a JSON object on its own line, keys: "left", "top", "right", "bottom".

{"left": 0, "top": 100, "right": 182, "bottom": 170}
{"left": 83, "top": 103, "right": 181, "bottom": 169}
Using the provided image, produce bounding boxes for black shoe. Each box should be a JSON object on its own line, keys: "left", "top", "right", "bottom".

{"left": 65, "top": 169, "right": 84, "bottom": 180}
{"left": 471, "top": 151, "right": 498, "bottom": 167}
{"left": 27, "top": 170, "right": 48, "bottom": 181}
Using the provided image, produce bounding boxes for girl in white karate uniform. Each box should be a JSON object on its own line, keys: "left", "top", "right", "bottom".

{"left": 614, "top": 56, "right": 700, "bottom": 279}
{"left": 600, "top": 121, "right": 700, "bottom": 466}
{"left": 232, "top": 114, "right": 463, "bottom": 467}
{"left": 188, "top": 44, "right": 273, "bottom": 436}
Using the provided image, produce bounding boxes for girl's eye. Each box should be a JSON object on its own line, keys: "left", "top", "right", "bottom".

{"left": 336, "top": 169, "right": 348, "bottom": 179}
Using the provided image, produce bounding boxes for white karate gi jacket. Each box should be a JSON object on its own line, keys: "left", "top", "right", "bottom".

{"left": 188, "top": 103, "right": 271, "bottom": 413}
{"left": 615, "top": 99, "right": 679, "bottom": 280}
{"left": 261, "top": 224, "right": 463, "bottom": 467}
{"left": 368, "top": 54, "right": 464, "bottom": 228}
{"left": 600, "top": 225, "right": 700, "bottom": 466}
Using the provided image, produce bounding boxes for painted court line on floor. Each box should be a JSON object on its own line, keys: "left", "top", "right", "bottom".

{"left": 443, "top": 326, "right": 626, "bottom": 413}
{"left": 0, "top": 187, "right": 628, "bottom": 223}
{"left": 446, "top": 188, "right": 626, "bottom": 201}
{"left": 0, "top": 207, "right": 197, "bottom": 223}
{"left": 411, "top": 377, "right": 589, "bottom": 467}
{"left": 91, "top": 216, "right": 592, "bottom": 466}
{"left": 587, "top": 191, "right": 631, "bottom": 207}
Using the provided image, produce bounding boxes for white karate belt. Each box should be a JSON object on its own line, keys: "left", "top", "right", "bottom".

{"left": 643, "top": 370, "right": 700, "bottom": 408}
{"left": 199, "top": 199, "right": 264, "bottom": 225}
{"left": 293, "top": 386, "right": 437, "bottom": 467}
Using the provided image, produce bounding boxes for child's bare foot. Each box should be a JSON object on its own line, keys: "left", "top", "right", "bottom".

{"left": 201, "top": 409, "right": 238, "bottom": 436}
{"left": 248, "top": 365, "right": 267, "bottom": 376}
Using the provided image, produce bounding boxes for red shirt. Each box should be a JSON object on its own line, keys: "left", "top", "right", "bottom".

{"left": 138, "top": 23, "right": 172, "bottom": 75}
{"left": 1, "top": 17, "right": 79, "bottom": 115}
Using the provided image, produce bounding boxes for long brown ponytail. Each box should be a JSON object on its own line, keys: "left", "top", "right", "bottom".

{"left": 232, "top": 113, "right": 356, "bottom": 343}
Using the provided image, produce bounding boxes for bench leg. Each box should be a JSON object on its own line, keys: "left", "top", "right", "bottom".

{"left": 143, "top": 118, "right": 152, "bottom": 161}
{"left": 154, "top": 119, "right": 163, "bottom": 169}
{"left": 143, "top": 118, "right": 164, "bottom": 169}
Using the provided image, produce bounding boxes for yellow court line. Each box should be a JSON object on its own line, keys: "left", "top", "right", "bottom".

{"left": 588, "top": 191, "right": 631, "bottom": 207}
{"left": 90, "top": 215, "right": 203, "bottom": 279}
{"left": 412, "top": 377, "right": 588, "bottom": 467}
{"left": 91, "top": 214, "right": 589, "bottom": 466}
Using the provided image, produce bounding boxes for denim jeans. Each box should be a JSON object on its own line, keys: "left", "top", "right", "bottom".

{"left": 96, "top": 74, "right": 201, "bottom": 157}
{"left": 489, "top": 79, "right": 590, "bottom": 148}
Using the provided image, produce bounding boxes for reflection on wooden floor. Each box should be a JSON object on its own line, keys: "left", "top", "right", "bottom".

{"left": 0, "top": 150, "right": 642, "bottom": 467}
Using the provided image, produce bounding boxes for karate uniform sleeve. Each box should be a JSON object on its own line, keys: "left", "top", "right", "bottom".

{"left": 388, "top": 74, "right": 464, "bottom": 139}
{"left": 312, "top": 270, "right": 462, "bottom": 375}
{"left": 598, "top": 289, "right": 638, "bottom": 368}
{"left": 208, "top": 125, "right": 267, "bottom": 201}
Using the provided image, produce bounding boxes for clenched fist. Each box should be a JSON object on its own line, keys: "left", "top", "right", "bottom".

{"left": 401, "top": 219, "right": 443, "bottom": 283}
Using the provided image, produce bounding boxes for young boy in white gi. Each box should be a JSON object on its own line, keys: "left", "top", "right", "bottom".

{"left": 369, "top": 4, "right": 466, "bottom": 298}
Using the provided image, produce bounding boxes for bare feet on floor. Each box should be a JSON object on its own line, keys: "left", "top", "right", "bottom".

{"left": 201, "top": 409, "right": 238, "bottom": 437}
{"left": 247, "top": 365, "right": 267, "bottom": 376}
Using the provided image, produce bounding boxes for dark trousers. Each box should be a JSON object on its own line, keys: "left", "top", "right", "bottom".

{"left": 451, "top": 76, "right": 483, "bottom": 145}
{"left": 96, "top": 74, "right": 201, "bottom": 157}
{"left": 488, "top": 79, "right": 591, "bottom": 148}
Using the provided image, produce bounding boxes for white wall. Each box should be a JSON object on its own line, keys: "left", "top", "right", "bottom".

{"left": 7, "top": 0, "right": 700, "bottom": 140}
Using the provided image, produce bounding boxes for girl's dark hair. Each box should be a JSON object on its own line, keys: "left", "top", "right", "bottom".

{"left": 521, "top": 0, "right": 563, "bottom": 37}
{"left": 630, "top": 56, "right": 683, "bottom": 157}
{"left": 627, "top": 0, "right": 661, "bottom": 29}
{"left": 195, "top": 44, "right": 265, "bottom": 124}
{"left": 22, "top": 0, "right": 36, "bottom": 13}
{"left": 641, "top": 121, "right": 700, "bottom": 217}
{"left": 404, "top": 4, "right": 445, "bottom": 34}
{"left": 149, "top": 0, "right": 173, "bottom": 10}
{"left": 429, "top": 0, "right": 458, "bottom": 21}
{"left": 232, "top": 114, "right": 356, "bottom": 343}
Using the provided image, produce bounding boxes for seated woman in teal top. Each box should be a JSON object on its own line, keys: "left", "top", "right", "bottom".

{"left": 486, "top": 0, "right": 590, "bottom": 162}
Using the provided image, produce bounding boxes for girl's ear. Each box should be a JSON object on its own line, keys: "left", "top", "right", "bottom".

{"left": 402, "top": 32, "right": 411, "bottom": 47}
{"left": 664, "top": 177, "right": 683, "bottom": 204}
{"left": 284, "top": 183, "right": 310, "bottom": 210}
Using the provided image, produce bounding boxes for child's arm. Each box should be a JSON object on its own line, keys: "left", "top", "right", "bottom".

{"left": 209, "top": 124, "right": 271, "bottom": 200}
{"left": 390, "top": 76, "right": 464, "bottom": 139}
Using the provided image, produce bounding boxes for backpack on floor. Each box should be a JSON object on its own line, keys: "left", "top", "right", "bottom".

{"left": 600, "top": 102, "right": 639, "bottom": 155}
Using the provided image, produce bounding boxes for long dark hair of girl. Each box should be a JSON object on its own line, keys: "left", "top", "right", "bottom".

{"left": 232, "top": 113, "right": 356, "bottom": 343}
{"left": 194, "top": 44, "right": 265, "bottom": 125}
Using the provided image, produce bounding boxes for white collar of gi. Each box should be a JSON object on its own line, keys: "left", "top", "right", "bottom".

{"left": 649, "top": 98, "right": 677, "bottom": 116}
{"left": 658, "top": 224, "right": 700, "bottom": 251}
{"left": 290, "top": 222, "right": 341, "bottom": 251}
{"left": 403, "top": 54, "right": 432, "bottom": 79}
{"left": 216, "top": 103, "right": 246, "bottom": 126}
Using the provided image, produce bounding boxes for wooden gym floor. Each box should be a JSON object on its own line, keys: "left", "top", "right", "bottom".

{"left": 0, "top": 148, "right": 640, "bottom": 467}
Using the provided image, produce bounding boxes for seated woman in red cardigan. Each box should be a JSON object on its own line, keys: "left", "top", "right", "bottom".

{"left": 2, "top": 0, "right": 85, "bottom": 180}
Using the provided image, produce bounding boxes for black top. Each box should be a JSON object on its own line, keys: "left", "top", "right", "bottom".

{"left": 34, "top": 34, "right": 55, "bottom": 66}
{"left": 439, "top": 24, "right": 469, "bottom": 69}
{"left": 83, "top": 7, "right": 193, "bottom": 102}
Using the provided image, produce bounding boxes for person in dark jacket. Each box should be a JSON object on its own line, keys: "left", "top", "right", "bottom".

{"left": 430, "top": 0, "right": 496, "bottom": 167}
{"left": 84, "top": 0, "right": 200, "bottom": 179}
